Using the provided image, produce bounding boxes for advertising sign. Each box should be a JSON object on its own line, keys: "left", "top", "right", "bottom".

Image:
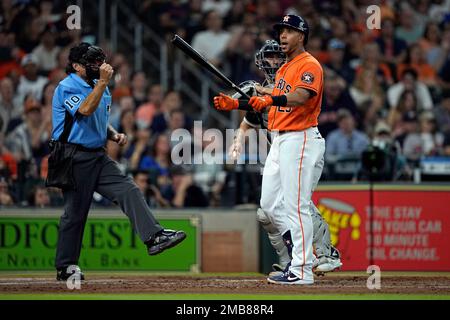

{"left": 313, "top": 186, "right": 450, "bottom": 271}
{"left": 0, "top": 216, "right": 200, "bottom": 271}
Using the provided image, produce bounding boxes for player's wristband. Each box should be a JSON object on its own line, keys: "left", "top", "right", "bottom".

{"left": 237, "top": 99, "right": 252, "bottom": 111}
{"left": 271, "top": 95, "right": 288, "bottom": 106}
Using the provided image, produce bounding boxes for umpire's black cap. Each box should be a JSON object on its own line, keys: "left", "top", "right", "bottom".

{"left": 274, "top": 14, "right": 309, "bottom": 46}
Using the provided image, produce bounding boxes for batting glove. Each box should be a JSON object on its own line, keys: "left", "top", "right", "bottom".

{"left": 249, "top": 95, "right": 273, "bottom": 112}
{"left": 214, "top": 93, "right": 238, "bottom": 111}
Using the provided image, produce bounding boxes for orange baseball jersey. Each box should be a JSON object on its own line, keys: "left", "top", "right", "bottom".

{"left": 268, "top": 51, "right": 323, "bottom": 131}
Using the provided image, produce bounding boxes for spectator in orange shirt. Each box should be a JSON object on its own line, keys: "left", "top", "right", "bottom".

{"left": 375, "top": 18, "right": 408, "bottom": 79}
{"left": 307, "top": 36, "right": 328, "bottom": 64}
{"left": 397, "top": 43, "right": 437, "bottom": 87}
{"left": 135, "top": 84, "right": 164, "bottom": 129}
{"left": 111, "top": 62, "right": 132, "bottom": 100}
{"left": 0, "top": 131, "right": 17, "bottom": 179}
{"left": 0, "top": 32, "right": 24, "bottom": 80}
{"left": 355, "top": 43, "right": 393, "bottom": 88}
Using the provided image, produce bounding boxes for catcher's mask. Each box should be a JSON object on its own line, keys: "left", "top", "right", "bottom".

{"left": 255, "top": 40, "right": 285, "bottom": 85}
{"left": 80, "top": 45, "right": 106, "bottom": 80}
{"left": 67, "top": 42, "right": 106, "bottom": 81}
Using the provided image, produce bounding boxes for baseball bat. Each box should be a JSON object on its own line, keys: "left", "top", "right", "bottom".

{"left": 171, "top": 34, "right": 250, "bottom": 99}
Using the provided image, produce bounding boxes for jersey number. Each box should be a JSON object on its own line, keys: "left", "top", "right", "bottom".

{"left": 64, "top": 95, "right": 81, "bottom": 109}
{"left": 277, "top": 106, "right": 292, "bottom": 113}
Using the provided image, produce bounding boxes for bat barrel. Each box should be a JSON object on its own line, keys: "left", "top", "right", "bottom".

{"left": 171, "top": 34, "right": 250, "bottom": 99}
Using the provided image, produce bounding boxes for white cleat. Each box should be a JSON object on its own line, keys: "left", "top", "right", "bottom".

{"left": 313, "top": 257, "right": 342, "bottom": 276}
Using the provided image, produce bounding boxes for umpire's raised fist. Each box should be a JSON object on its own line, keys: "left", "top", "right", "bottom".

{"left": 99, "top": 63, "right": 114, "bottom": 82}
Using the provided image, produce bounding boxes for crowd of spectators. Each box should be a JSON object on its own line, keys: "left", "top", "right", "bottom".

{"left": 1, "top": 0, "right": 450, "bottom": 208}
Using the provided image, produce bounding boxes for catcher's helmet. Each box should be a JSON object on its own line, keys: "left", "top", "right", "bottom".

{"left": 255, "top": 40, "right": 286, "bottom": 84}
{"left": 66, "top": 42, "right": 106, "bottom": 77}
{"left": 231, "top": 80, "right": 260, "bottom": 99}
{"left": 273, "top": 14, "right": 309, "bottom": 46}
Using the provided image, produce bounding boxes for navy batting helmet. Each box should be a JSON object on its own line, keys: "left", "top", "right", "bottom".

{"left": 274, "top": 14, "right": 309, "bottom": 46}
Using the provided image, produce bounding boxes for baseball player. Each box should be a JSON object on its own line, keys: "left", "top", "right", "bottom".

{"left": 214, "top": 15, "right": 330, "bottom": 284}
{"left": 229, "top": 40, "right": 342, "bottom": 277}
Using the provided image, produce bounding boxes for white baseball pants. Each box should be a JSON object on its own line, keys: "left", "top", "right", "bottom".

{"left": 260, "top": 127, "right": 325, "bottom": 281}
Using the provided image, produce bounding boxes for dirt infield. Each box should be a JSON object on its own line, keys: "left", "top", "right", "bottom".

{"left": 1, "top": 273, "right": 450, "bottom": 296}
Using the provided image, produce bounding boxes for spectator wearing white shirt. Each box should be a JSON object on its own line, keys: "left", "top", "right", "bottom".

{"left": 191, "top": 10, "right": 231, "bottom": 67}
{"left": 428, "top": 0, "right": 450, "bottom": 24}
{"left": 434, "top": 90, "right": 450, "bottom": 134}
{"left": 403, "top": 111, "right": 445, "bottom": 161}
{"left": 0, "top": 78, "right": 22, "bottom": 134}
{"left": 31, "top": 25, "right": 60, "bottom": 74}
{"left": 387, "top": 68, "right": 433, "bottom": 111}
{"left": 5, "top": 96, "right": 49, "bottom": 162}
{"left": 201, "top": 0, "right": 232, "bottom": 18}
{"left": 16, "top": 54, "right": 48, "bottom": 105}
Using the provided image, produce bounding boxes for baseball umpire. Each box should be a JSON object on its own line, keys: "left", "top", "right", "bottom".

{"left": 48, "top": 42, "right": 186, "bottom": 281}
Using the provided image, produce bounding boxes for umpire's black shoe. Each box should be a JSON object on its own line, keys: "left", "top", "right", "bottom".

{"left": 56, "top": 265, "right": 85, "bottom": 281}
{"left": 146, "top": 229, "right": 187, "bottom": 255}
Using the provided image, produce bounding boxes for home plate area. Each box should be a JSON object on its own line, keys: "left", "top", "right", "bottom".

{"left": 0, "top": 273, "right": 449, "bottom": 295}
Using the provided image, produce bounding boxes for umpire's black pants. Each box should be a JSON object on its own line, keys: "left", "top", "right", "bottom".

{"left": 55, "top": 149, "right": 163, "bottom": 269}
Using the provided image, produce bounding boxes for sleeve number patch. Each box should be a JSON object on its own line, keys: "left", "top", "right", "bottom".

{"left": 64, "top": 95, "right": 82, "bottom": 109}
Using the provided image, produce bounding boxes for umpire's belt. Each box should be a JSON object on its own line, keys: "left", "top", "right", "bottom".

{"left": 78, "top": 146, "right": 105, "bottom": 152}
{"left": 53, "top": 140, "right": 105, "bottom": 153}
{"left": 74, "top": 144, "right": 105, "bottom": 152}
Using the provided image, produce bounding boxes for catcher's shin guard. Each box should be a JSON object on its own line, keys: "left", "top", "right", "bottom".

{"left": 311, "top": 202, "right": 332, "bottom": 258}
{"left": 314, "top": 246, "right": 343, "bottom": 275}
{"left": 257, "top": 208, "right": 290, "bottom": 268}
